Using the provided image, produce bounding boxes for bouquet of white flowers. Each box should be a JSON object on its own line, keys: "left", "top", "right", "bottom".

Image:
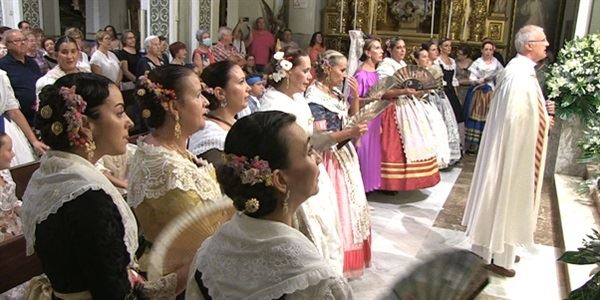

{"left": 546, "top": 34, "right": 600, "bottom": 122}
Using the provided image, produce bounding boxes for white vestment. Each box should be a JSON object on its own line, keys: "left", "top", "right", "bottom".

{"left": 462, "top": 54, "right": 549, "bottom": 256}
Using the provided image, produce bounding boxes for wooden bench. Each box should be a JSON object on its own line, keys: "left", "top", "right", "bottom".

{"left": 0, "top": 161, "right": 43, "bottom": 293}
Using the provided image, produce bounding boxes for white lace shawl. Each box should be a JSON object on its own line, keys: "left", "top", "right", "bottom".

{"left": 127, "top": 141, "right": 221, "bottom": 208}
{"left": 434, "top": 57, "right": 460, "bottom": 87}
{"left": 259, "top": 88, "right": 315, "bottom": 136}
{"left": 188, "top": 213, "right": 352, "bottom": 300}
{"left": 21, "top": 151, "right": 138, "bottom": 262}
{"left": 188, "top": 120, "right": 228, "bottom": 156}
{"left": 376, "top": 57, "right": 407, "bottom": 79}
{"left": 305, "top": 83, "right": 349, "bottom": 122}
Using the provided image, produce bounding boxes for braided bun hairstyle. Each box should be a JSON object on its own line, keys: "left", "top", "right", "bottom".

{"left": 35, "top": 73, "right": 112, "bottom": 150}
{"left": 217, "top": 111, "right": 296, "bottom": 218}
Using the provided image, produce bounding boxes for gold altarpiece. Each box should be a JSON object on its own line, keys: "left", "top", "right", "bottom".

{"left": 321, "top": 0, "right": 517, "bottom": 58}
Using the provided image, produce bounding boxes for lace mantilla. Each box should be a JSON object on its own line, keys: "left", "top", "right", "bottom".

{"left": 193, "top": 213, "right": 340, "bottom": 300}
{"left": 21, "top": 151, "right": 138, "bottom": 263}
{"left": 188, "top": 120, "right": 227, "bottom": 156}
{"left": 305, "top": 84, "right": 349, "bottom": 122}
{"left": 127, "top": 141, "right": 221, "bottom": 208}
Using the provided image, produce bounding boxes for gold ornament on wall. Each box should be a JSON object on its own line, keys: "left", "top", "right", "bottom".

{"left": 469, "top": 0, "right": 488, "bottom": 41}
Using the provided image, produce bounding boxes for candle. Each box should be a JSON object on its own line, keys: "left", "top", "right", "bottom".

{"left": 354, "top": 0, "right": 358, "bottom": 30}
{"left": 446, "top": 1, "right": 453, "bottom": 37}
{"left": 430, "top": 1, "right": 436, "bottom": 37}
{"left": 340, "top": 0, "right": 344, "bottom": 33}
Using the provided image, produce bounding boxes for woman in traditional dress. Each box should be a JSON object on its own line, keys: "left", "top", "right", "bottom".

{"left": 463, "top": 41, "right": 504, "bottom": 154}
{"left": 455, "top": 44, "right": 474, "bottom": 105}
{"left": 22, "top": 72, "right": 177, "bottom": 298}
{"left": 187, "top": 111, "right": 353, "bottom": 299}
{"left": 353, "top": 39, "right": 384, "bottom": 192}
{"left": 127, "top": 65, "right": 221, "bottom": 282}
{"left": 259, "top": 48, "right": 343, "bottom": 275}
{"left": 188, "top": 60, "right": 250, "bottom": 169}
{"left": 306, "top": 50, "right": 371, "bottom": 279}
{"left": 412, "top": 48, "right": 453, "bottom": 169}
{"left": 434, "top": 39, "right": 464, "bottom": 123}
{"left": 375, "top": 39, "right": 441, "bottom": 188}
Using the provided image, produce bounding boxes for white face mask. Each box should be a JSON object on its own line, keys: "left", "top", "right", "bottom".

{"left": 202, "top": 38, "right": 212, "bottom": 47}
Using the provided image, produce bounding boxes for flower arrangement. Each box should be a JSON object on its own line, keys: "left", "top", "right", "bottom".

{"left": 546, "top": 34, "right": 600, "bottom": 123}
{"left": 270, "top": 51, "right": 293, "bottom": 83}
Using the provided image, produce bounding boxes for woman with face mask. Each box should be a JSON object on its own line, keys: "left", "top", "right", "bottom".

{"left": 193, "top": 29, "right": 215, "bottom": 68}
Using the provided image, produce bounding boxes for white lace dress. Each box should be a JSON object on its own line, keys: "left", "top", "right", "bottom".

{"left": 186, "top": 212, "right": 353, "bottom": 299}
{"left": 188, "top": 120, "right": 228, "bottom": 157}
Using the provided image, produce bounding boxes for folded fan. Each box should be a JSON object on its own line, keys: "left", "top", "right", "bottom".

{"left": 147, "top": 199, "right": 237, "bottom": 281}
{"left": 390, "top": 249, "right": 489, "bottom": 300}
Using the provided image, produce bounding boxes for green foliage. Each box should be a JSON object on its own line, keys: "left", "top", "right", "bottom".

{"left": 559, "top": 229, "right": 600, "bottom": 299}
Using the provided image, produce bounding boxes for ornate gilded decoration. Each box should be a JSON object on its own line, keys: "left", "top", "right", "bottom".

{"left": 447, "top": 0, "right": 465, "bottom": 39}
{"left": 469, "top": 0, "right": 488, "bottom": 41}
{"left": 486, "top": 20, "right": 505, "bottom": 41}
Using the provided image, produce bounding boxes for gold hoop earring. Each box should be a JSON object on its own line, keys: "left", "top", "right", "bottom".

{"left": 85, "top": 139, "right": 96, "bottom": 161}
{"left": 174, "top": 113, "right": 182, "bottom": 139}
{"left": 282, "top": 189, "right": 290, "bottom": 214}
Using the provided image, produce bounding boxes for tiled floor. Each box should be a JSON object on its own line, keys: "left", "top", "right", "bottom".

{"left": 349, "top": 166, "right": 568, "bottom": 300}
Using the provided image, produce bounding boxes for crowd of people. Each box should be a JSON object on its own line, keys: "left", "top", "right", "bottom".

{"left": 0, "top": 17, "right": 554, "bottom": 299}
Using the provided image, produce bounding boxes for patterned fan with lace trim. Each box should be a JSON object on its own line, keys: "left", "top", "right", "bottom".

{"left": 147, "top": 199, "right": 237, "bottom": 281}
{"left": 393, "top": 65, "right": 443, "bottom": 91}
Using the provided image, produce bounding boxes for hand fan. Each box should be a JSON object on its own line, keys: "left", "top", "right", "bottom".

{"left": 390, "top": 249, "right": 489, "bottom": 300}
{"left": 393, "top": 65, "right": 443, "bottom": 91}
{"left": 147, "top": 199, "right": 237, "bottom": 281}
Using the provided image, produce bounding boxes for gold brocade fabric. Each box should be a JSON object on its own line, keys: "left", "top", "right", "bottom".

{"left": 135, "top": 189, "right": 205, "bottom": 243}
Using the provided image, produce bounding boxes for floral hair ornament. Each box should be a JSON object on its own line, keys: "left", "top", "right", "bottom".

{"left": 224, "top": 154, "right": 273, "bottom": 186}
{"left": 201, "top": 82, "right": 214, "bottom": 95}
{"left": 244, "top": 198, "right": 260, "bottom": 213}
{"left": 59, "top": 86, "right": 87, "bottom": 146}
{"left": 270, "top": 51, "right": 293, "bottom": 83}
{"left": 138, "top": 76, "right": 177, "bottom": 108}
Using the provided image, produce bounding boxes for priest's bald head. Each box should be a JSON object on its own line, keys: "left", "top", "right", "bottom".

{"left": 514, "top": 25, "right": 549, "bottom": 63}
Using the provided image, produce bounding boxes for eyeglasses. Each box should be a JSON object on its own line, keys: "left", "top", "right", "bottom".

{"left": 528, "top": 39, "right": 547, "bottom": 43}
{"left": 7, "top": 38, "right": 26, "bottom": 44}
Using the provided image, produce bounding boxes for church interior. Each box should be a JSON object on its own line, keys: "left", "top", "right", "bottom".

{"left": 1, "top": 0, "right": 600, "bottom": 299}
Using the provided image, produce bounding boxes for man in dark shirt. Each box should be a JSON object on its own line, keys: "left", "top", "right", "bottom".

{"left": 0, "top": 29, "right": 42, "bottom": 124}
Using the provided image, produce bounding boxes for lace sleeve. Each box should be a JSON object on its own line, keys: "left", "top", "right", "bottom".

{"left": 285, "top": 277, "right": 353, "bottom": 300}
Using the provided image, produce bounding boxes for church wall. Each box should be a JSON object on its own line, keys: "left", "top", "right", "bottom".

{"left": 588, "top": 0, "right": 600, "bottom": 33}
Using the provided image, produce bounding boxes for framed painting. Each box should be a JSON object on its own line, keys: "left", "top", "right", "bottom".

{"left": 509, "top": 0, "right": 565, "bottom": 55}
{"left": 375, "top": 0, "right": 443, "bottom": 36}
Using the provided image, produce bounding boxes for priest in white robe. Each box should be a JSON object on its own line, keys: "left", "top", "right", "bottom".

{"left": 462, "top": 25, "right": 554, "bottom": 277}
